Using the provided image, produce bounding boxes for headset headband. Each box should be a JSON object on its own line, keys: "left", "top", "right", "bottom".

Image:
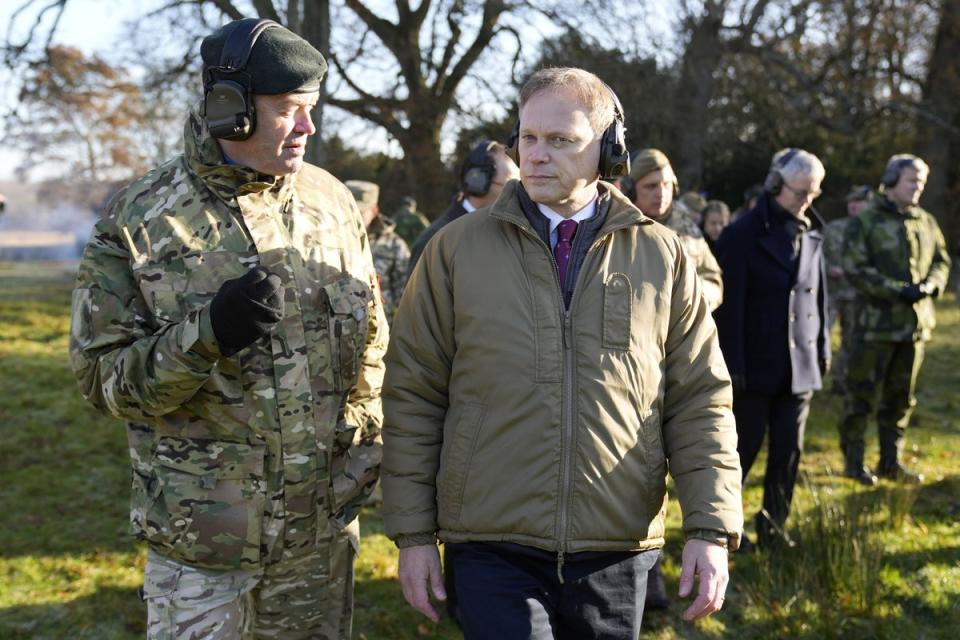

{"left": 217, "top": 18, "right": 280, "bottom": 72}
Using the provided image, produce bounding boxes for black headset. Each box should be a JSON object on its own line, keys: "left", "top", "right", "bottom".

{"left": 881, "top": 157, "right": 918, "bottom": 188}
{"left": 763, "top": 148, "right": 800, "bottom": 195}
{"left": 505, "top": 83, "right": 630, "bottom": 180}
{"left": 202, "top": 18, "right": 281, "bottom": 141}
{"left": 461, "top": 140, "right": 498, "bottom": 197}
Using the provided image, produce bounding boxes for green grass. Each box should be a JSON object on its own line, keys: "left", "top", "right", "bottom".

{"left": 1, "top": 261, "right": 958, "bottom": 639}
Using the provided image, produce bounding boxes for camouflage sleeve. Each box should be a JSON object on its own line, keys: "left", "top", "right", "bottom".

{"left": 341, "top": 206, "right": 388, "bottom": 444}
{"left": 842, "top": 216, "right": 908, "bottom": 300}
{"left": 69, "top": 206, "right": 221, "bottom": 421}
{"left": 696, "top": 238, "right": 724, "bottom": 311}
{"left": 389, "top": 237, "right": 411, "bottom": 314}
{"left": 921, "top": 214, "right": 951, "bottom": 294}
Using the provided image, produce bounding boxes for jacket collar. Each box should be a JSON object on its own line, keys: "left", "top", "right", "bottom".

{"left": 490, "top": 179, "right": 653, "bottom": 237}
{"left": 875, "top": 193, "right": 922, "bottom": 220}
{"left": 756, "top": 192, "right": 825, "bottom": 234}
{"left": 183, "top": 104, "right": 297, "bottom": 208}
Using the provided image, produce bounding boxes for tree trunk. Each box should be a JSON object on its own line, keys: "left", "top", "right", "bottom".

{"left": 302, "top": 0, "right": 330, "bottom": 166}
{"left": 396, "top": 114, "right": 448, "bottom": 218}
{"left": 670, "top": 7, "right": 725, "bottom": 191}
{"left": 916, "top": 0, "right": 960, "bottom": 253}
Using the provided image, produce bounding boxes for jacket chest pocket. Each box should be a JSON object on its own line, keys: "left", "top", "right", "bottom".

{"left": 143, "top": 437, "right": 266, "bottom": 570}
{"left": 603, "top": 273, "right": 632, "bottom": 350}
{"left": 323, "top": 277, "right": 373, "bottom": 392}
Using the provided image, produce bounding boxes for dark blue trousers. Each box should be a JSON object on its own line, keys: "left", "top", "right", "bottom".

{"left": 448, "top": 542, "right": 659, "bottom": 640}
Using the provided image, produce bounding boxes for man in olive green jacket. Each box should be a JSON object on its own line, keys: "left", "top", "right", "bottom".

{"left": 382, "top": 67, "right": 742, "bottom": 638}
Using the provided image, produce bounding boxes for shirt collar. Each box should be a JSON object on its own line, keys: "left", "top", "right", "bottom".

{"left": 462, "top": 197, "right": 477, "bottom": 213}
{"left": 536, "top": 198, "right": 598, "bottom": 237}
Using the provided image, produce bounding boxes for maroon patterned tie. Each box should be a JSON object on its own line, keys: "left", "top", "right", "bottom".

{"left": 554, "top": 219, "right": 578, "bottom": 286}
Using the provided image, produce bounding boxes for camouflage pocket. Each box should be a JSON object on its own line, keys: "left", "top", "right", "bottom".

{"left": 327, "top": 420, "right": 382, "bottom": 530}
{"left": 144, "top": 437, "right": 267, "bottom": 570}
{"left": 323, "top": 277, "right": 373, "bottom": 392}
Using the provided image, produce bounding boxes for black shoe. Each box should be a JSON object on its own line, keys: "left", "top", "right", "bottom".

{"left": 877, "top": 463, "right": 924, "bottom": 484}
{"left": 844, "top": 465, "right": 878, "bottom": 486}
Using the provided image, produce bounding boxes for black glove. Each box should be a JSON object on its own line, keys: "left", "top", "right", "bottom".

{"left": 899, "top": 284, "right": 926, "bottom": 304}
{"left": 210, "top": 266, "right": 284, "bottom": 356}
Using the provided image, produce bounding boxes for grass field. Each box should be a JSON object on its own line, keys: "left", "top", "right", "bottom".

{"left": 1, "top": 261, "right": 957, "bottom": 639}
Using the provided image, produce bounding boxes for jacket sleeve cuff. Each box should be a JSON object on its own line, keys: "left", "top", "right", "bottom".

{"left": 686, "top": 528, "right": 740, "bottom": 551}
{"left": 185, "top": 305, "right": 223, "bottom": 361}
{"left": 394, "top": 533, "right": 439, "bottom": 549}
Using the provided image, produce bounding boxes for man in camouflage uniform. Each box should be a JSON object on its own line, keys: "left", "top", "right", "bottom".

{"left": 839, "top": 155, "right": 950, "bottom": 485}
{"left": 69, "top": 19, "right": 387, "bottom": 639}
{"left": 347, "top": 180, "right": 410, "bottom": 323}
{"left": 823, "top": 185, "right": 872, "bottom": 394}
{"left": 627, "top": 149, "right": 723, "bottom": 312}
{"left": 391, "top": 196, "right": 429, "bottom": 247}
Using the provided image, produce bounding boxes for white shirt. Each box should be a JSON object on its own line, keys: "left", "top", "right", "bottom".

{"left": 462, "top": 198, "right": 477, "bottom": 213}
{"left": 537, "top": 198, "right": 598, "bottom": 250}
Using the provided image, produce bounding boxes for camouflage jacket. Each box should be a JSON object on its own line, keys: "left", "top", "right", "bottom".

{"left": 658, "top": 205, "right": 723, "bottom": 311}
{"left": 367, "top": 215, "right": 410, "bottom": 323}
{"left": 69, "top": 107, "right": 388, "bottom": 571}
{"left": 842, "top": 195, "right": 950, "bottom": 342}
{"left": 392, "top": 208, "right": 430, "bottom": 247}
{"left": 823, "top": 216, "right": 855, "bottom": 301}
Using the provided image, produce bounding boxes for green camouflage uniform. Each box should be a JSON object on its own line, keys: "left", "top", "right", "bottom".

{"left": 823, "top": 215, "right": 856, "bottom": 390}
{"left": 391, "top": 207, "right": 429, "bottom": 247}
{"left": 657, "top": 204, "right": 724, "bottom": 311}
{"left": 839, "top": 195, "right": 950, "bottom": 471}
{"left": 69, "top": 107, "right": 388, "bottom": 639}
{"left": 367, "top": 215, "right": 410, "bottom": 323}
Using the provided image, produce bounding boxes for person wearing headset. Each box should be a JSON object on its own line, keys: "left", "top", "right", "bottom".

{"left": 713, "top": 148, "right": 830, "bottom": 552}
{"left": 838, "top": 155, "right": 949, "bottom": 485}
{"left": 407, "top": 140, "right": 519, "bottom": 276}
{"left": 626, "top": 149, "right": 724, "bottom": 313}
{"left": 382, "top": 67, "right": 742, "bottom": 637}
{"left": 69, "top": 19, "right": 387, "bottom": 639}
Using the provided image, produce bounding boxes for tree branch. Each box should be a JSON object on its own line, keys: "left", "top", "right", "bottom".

{"left": 251, "top": 0, "right": 281, "bottom": 22}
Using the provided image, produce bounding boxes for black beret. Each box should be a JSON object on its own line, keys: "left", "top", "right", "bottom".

{"left": 201, "top": 19, "right": 327, "bottom": 94}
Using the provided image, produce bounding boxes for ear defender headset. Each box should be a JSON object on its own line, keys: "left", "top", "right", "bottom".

{"left": 763, "top": 147, "right": 800, "bottom": 195}
{"left": 203, "top": 18, "right": 281, "bottom": 141}
{"left": 461, "top": 140, "right": 498, "bottom": 197}
{"left": 881, "top": 157, "right": 918, "bottom": 189}
{"left": 505, "top": 82, "right": 631, "bottom": 180}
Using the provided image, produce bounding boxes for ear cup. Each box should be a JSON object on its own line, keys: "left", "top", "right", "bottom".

{"left": 202, "top": 18, "right": 279, "bottom": 141}
{"left": 461, "top": 141, "right": 497, "bottom": 197}
{"left": 881, "top": 158, "right": 913, "bottom": 188}
{"left": 463, "top": 167, "right": 494, "bottom": 196}
{"left": 204, "top": 79, "right": 256, "bottom": 141}
{"left": 763, "top": 169, "right": 784, "bottom": 195}
{"left": 505, "top": 122, "right": 520, "bottom": 165}
{"left": 598, "top": 91, "right": 629, "bottom": 179}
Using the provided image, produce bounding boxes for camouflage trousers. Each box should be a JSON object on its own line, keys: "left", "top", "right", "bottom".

{"left": 827, "top": 296, "right": 857, "bottom": 392}
{"left": 143, "top": 519, "right": 358, "bottom": 640}
{"left": 839, "top": 339, "right": 925, "bottom": 466}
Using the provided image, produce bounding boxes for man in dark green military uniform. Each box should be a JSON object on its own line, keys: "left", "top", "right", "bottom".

{"left": 840, "top": 155, "right": 950, "bottom": 485}
{"left": 392, "top": 195, "right": 429, "bottom": 247}
{"left": 823, "top": 185, "right": 872, "bottom": 394}
{"left": 70, "top": 19, "right": 387, "bottom": 639}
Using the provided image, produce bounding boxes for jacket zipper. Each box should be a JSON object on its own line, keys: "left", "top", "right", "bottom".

{"left": 514, "top": 221, "right": 622, "bottom": 585}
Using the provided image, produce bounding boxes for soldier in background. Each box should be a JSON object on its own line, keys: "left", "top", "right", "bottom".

{"left": 677, "top": 190, "right": 708, "bottom": 226}
{"left": 839, "top": 155, "right": 950, "bottom": 485}
{"left": 392, "top": 195, "right": 429, "bottom": 247}
{"left": 731, "top": 184, "right": 763, "bottom": 223}
{"left": 0, "top": 193, "right": 6, "bottom": 214}
{"left": 69, "top": 19, "right": 387, "bottom": 638}
{"left": 627, "top": 149, "right": 723, "bottom": 312}
{"left": 347, "top": 179, "right": 410, "bottom": 324}
{"left": 408, "top": 140, "right": 519, "bottom": 274}
{"left": 822, "top": 185, "right": 872, "bottom": 394}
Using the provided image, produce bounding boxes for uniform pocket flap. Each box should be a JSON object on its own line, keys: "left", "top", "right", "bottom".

{"left": 154, "top": 437, "right": 264, "bottom": 480}
{"left": 323, "top": 278, "right": 371, "bottom": 317}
